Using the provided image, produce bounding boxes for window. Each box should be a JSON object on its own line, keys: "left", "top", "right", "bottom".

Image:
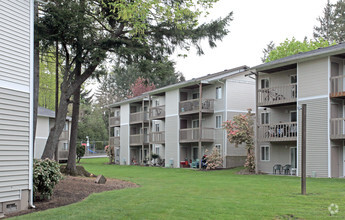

{"left": 116, "top": 148, "right": 120, "bottom": 156}
{"left": 261, "top": 112, "right": 269, "bottom": 125}
{"left": 63, "top": 143, "right": 69, "bottom": 151}
{"left": 192, "top": 119, "right": 199, "bottom": 128}
{"left": 155, "top": 100, "right": 160, "bottom": 106}
{"left": 155, "top": 147, "right": 160, "bottom": 155}
{"left": 260, "top": 78, "right": 269, "bottom": 89}
{"left": 192, "top": 93, "right": 200, "bottom": 99}
{"left": 216, "top": 87, "right": 222, "bottom": 99}
{"left": 215, "top": 144, "right": 221, "bottom": 155}
{"left": 216, "top": 115, "right": 222, "bottom": 128}
{"left": 260, "top": 146, "right": 270, "bottom": 161}
{"left": 115, "top": 110, "right": 120, "bottom": 117}
{"left": 155, "top": 123, "right": 160, "bottom": 132}
{"left": 115, "top": 127, "right": 120, "bottom": 137}
{"left": 63, "top": 122, "right": 69, "bottom": 131}
{"left": 290, "top": 111, "right": 297, "bottom": 122}
{"left": 290, "top": 75, "right": 297, "bottom": 84}
{"left": 290, "top": 147, "right": 297, "bottom": 168}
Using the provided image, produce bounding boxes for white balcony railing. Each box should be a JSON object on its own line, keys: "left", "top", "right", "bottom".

{"left": 258, "top": 84, "right": 297, "bottom": 106}
{"left": 330, "top": 75, "right": 345, "bottom": 97}
{"left": 258, "top": 122, "right": 297, "bottom": 142}
{"left": 179, "top": 99, "right": 214, "bottom": 114}
{"left": 179, "top": 128, "right": 214, "bottom": 142}
{"left": 331, "top": 118, "right": 345, "bottom": 139}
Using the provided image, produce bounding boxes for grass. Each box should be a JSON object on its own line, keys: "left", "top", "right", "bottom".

{"left": 13, "top": 158, "right": 345, "bottom": 219}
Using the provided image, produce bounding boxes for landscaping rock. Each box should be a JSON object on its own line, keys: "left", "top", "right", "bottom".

{"left": 95, "top": 175, "right": 107, "bottom": 184}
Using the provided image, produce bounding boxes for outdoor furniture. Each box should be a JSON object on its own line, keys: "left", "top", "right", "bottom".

{"left": 273, "top": 164, "right": 282, "bottom": 174}
{"left": 180, "top": 161, "right": 189, "bottom": 168}
{"left": 191, "top": 159, "right": 199, "bottom": 168}
{"left": 283, "top": 164, "right": 291, "bottom": 175}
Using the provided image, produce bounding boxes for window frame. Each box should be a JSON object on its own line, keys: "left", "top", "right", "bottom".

{"left": 215, "top": 144, "right": 222, "bottom": 155}
{"left": 63, "top": 143, "right": 69, "bottom": 151}
{"left": 261, "top": 112, "right": 270, "bottom": 125}
{"left": 216, "top": 115, "right": 222, "bottom": 128}
{"left": 216, "top": 86, "right": 222, "bottom": 99}
{"left": 260, "top": 145, "right": 270, "bottom": 161}
{"left": 192, "top": 119, "right": 199, "bottom": 128}
{"left": 290, "top": 111, "right": 297, "bottom": 122}
{"left": 260, "top": 78, "right": 269, "bottom": 89}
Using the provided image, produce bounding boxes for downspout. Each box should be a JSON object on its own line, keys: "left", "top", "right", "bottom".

{"left": 217, "top": 79, "right": 226, "bottom": 167}
{"left": 29, "top": 0, "right": 35, "bottom": 209}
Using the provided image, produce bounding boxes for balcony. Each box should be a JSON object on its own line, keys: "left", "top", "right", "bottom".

{"left": 179, "top": 99, "right": 214, "bottom": 115}
{"left": 109, "top": 116, "right": 120, "bottom": 126}
{"left": 59, "top": 131, "right": 69, "bottom": 140}
{"left": 258, "top": 84, "right": 297, "bottom": 107}
{"left": 109, "top": 137, "right": 120, "bottom": 146}
{"left": 150, "top": 131, "right": 165, "bottom": 144}
{"left": 130, "top": 134, "right": 149, "bottom": 145}
{"left": 258, "top": 122, "right": 297, "bottom": 142}
{"left": 179, "top": 128, "right": 214, "bottom": 143}
{"left": 330, "top": 75, "right": 345, "bottom": 98}
{"left": 330, "top": 118, "right": 345, "bottom": 139}
{"left": 150, "top": 105, "right": 165, "bottom": 119}
{"left": 130, "top": 111, "right": 149, "bottom": 124}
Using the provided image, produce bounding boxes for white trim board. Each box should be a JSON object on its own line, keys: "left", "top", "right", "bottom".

{"left": 0, "top": 80, "right": 30, "bottom": 93}
{"left": 298, "top": 95, "right": 328, "bottom": 102}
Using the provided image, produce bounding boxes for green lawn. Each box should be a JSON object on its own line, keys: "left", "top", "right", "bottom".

{"left": 13, "top": 158, "right": 345, "bottom": 219}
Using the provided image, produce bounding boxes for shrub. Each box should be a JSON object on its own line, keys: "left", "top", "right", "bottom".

{"left": 33, "top": 159, "right": 63, "bottom": 200}
{"left": 205, "top": 147, "right": 223, "bottom": 170}
{"left": 76, "top": 144, "right": 85, "bottom": 163}
{"left": 105, "top": 145, "right": 114, "bottom": 163}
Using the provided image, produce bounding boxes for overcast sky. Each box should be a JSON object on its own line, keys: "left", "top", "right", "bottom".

{"left": 173, "top": 0, "right": 333, "bottom": 80}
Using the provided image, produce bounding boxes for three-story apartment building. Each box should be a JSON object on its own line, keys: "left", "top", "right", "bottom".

{"left": 109, "top": 66, "right": 255, "bottom": 168}
{"left": 253, "top": 43, "right": 345, "bottom": 178}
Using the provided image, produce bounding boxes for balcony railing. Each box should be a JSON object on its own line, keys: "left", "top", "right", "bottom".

{"left": 130, "top": 134, "right": 149, "bottom": 145}
{"left": 149, "top": 105, "right": 165, "bottom": 119}
{"left": 331, "top": 118, "right": 345, "bottom": 139}
{"left": 330, "top": 75, "right": 345, "bottom": 97}
{"left": 258, "top": 122, "right": 297, "bottom": 142}
{"left": 109, "top": 137, "right": 120, "bottom": 146}
{"left": 59, "top": 131, "right": 69, "bottom": 140}
{"left": 109, "top": 116, "right": 120, "bottom": 126}
{"left": 179, "top": 99, "right": 214, "bottom": 115}
{"left": 258, "top": 84, "right": 297, "bottom": 106}
{"left": 130, "top": 111, "right": 149, "bottom": 124}
{"left": 179, "top": 128, "right": 214, "bottom": 142}
{"left": 150, "top": 131, "right": 165, "bottom": 143}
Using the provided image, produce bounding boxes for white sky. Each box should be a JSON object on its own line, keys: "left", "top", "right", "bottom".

{"left": 173, "top": 0, "right": 333, "bottom": 80}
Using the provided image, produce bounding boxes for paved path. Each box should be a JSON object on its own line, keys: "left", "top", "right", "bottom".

{"left": 82, "top": 155, "right": 107, "bottom": 159}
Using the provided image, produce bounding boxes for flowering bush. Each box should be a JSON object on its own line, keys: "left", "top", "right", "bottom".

{"left": 105, "top": 145, "right": 114, "bottom": 163}
{"left": 205, "top": 147, "right": 223, "bottom": 170}
{"left": 224, "top": 109, "right": 255, "bottom": 172}
{"left": 33, "top": 159, "right": 63, "bottom": 200}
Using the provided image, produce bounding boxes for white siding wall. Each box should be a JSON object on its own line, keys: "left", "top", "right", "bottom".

{"left": 120, "top": 104, "right": 130, "bottom": 164}
{"left": 165, "top": 90, "right": 179, "bottom": 167}
{"left": 0, "top": 0, "right": 32, "bottom": 210}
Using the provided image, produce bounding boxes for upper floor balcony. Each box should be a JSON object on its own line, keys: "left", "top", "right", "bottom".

{"left": 179, "top": 128, "right": 214, "bottom": 143}
{"left": 109, "top": 136, "right": 120, "bottom": 147}
{"left": 130, "top": 134, "right": 149, "bottom": 145}
{"left": 258, "top": 84, "right": 297, "bottom": 107}
{"left": 109, "top": 116, "right": 120, "bottom": 127}
{"left": 130, "top": 111, "right": 149, "bottom": 124}
{"left": 149, "top": 131, "right": 165, "bottom": 144}
{"left": 258, "top": 122, "right": 297, "bottom": 142}
{"left": 330, "top": 118, "right": 345, "bottom": 139}
{"left": 330, "top": 75, "right": 345, "bottom": 98}
{"left": 179, "top": 99, "right": 214, "bottom": 115}
{"left": 149, "top": 105, "right": 165, "bottom": 119}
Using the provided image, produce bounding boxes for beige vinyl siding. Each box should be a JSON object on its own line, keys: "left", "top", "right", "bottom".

{"left": 226, "top": 112, "right": 247, "bottom": 157}
{"left": 165, "top": 90, "right": 179, "bottom": 167}
{"left": 226, "top": 72, "right": 255, "bottom": 111}
{"left": 298, "top": 98, "right": 329, "bottom": 177}
{"left": 298, "top": 57, "right": 328, "bottom": 98}
{"left": 258, "top": 69, "right": 296, "bottom": 88}
{"left": 0, "top": 0, "right": 30, "bottom": 87}
{"left": 0, "top": 88, "right": 30, "bottom": 202}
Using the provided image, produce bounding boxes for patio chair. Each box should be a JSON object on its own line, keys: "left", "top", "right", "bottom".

{"left": 191, "top": 159, "right": 199, "bottom": 168}
{"left": 283, "top": 164, "right": 291, "bottom": 175}
{"left": 273, "top": 164, "right": 282, "bottom": 174}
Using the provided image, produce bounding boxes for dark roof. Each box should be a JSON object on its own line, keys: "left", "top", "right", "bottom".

{"left": 252, "top": 43, "right": 345, "bottom": 72}
{"left": 109, "top": 65, "right": 250, "bottom": 107}
{"left": 38, "top": 106, "right": 71, "bottom": 120}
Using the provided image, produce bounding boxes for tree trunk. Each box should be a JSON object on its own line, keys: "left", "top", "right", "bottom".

{"left": 33, "top": 1, "right": 39, "bottom": 153}
{"left": 41, "top": 89, "right": 70, "bottom": 159}
{"left": 66, "top": 83, "right": 81, "bottom": 175}
{"left": 54, "top": 40, "right": 59, "bottom": 161}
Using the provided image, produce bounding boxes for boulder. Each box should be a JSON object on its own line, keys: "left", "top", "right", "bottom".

{"left": 95, "top": 175, "right": 107, "bottom": 184}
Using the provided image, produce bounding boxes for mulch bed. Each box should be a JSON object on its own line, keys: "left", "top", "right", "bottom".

{"left": 5, "top": 176, "right": 138, "bottom": 218}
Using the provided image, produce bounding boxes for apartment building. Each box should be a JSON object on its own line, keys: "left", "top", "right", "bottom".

{"left": 0, "top": 0, "right": 34, "bottom": 215}
{"left": 109, "top": 66, "right": 255, "bottom": 168}
{"left": 35, "top": 107, "right": 71, "bottom": 162}
{"left": 253, "top": 43, "right": 345, "bottom": 178}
